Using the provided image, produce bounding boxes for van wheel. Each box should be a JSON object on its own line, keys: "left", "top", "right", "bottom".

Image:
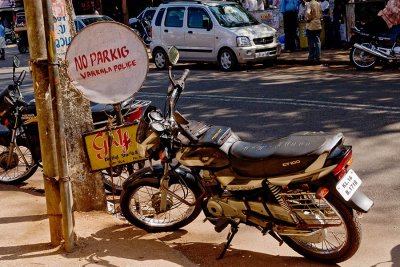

{"left": 218, "top": 48, "right": 237, "bottom": 71}
{"left": 153, "top": 49, "right": 169, "bottom": 70}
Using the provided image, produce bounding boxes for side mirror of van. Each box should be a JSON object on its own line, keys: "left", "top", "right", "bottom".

{"left": 203, "top": 19, "right": 212, "bottom": 31}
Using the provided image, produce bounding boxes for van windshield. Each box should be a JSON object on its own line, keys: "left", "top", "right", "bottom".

{"left": 208, "top": 3, "right": 259, "bottom": 28}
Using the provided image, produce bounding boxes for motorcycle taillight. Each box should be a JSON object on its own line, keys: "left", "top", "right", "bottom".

{"left": 126, "top": 106, "right": 143, "bottom": 123}
{"left": 333, "top": 149, "right": 353, "bottom": 180}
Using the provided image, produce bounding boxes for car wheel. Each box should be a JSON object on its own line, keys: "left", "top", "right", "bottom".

{"left": 153, "top": 49, "right": 169, "bottom": 70}
{"left": 218, "top": 48, "right": 237, "bottom": 71}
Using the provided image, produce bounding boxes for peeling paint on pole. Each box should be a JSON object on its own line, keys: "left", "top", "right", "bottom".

{"left": 52, "top": 0, "right": 72, "bottom": 58}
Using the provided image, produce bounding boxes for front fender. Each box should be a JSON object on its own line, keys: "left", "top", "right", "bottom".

{"left": 122, "top": 164, "right": 197, "bottom": 190}
{"left": 122, "top": 165, "right": 164, "bottom": 190}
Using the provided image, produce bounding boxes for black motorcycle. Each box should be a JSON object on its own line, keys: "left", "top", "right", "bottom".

{"left": 349, "top": 26, "right": 400, "bottom": 70}
{"left": 120, "top": 48, "right": 373, "bottom": 263}
{"left": 0, "top": 56, "right": 149, "bottom": 190}
{"left": 130, "top": 18, "right": 152, "bottom": 46}
{"left": 17, "top": 30, "right": 29, "bottom": 54}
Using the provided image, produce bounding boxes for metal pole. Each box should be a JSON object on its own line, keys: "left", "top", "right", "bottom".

{"left": 23, "top": 0, "right": 63, "bottom": 246}
{"left": 122, "top": 0, "right": 128, "bottom": 24}
{"left": 41, "top": 0, "right": 75, "bottom": 252}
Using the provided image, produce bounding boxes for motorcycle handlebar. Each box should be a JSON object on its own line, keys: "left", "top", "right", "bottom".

{"left": 179, "top": 69, "right": 190, "bottom": 84}
{"left": 16, "top": 70, "right": 26, "bottom": 85}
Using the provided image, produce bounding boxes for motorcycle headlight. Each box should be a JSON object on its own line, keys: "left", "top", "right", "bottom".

{"left": 236, "top": 36, "right": 252, "bottom": 47}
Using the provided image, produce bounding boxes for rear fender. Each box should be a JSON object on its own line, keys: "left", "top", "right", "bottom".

{"left": 329, "top": 183, "right": 374, "bottom": 213}
{"left": 322, "top": 177, "right": 374, "bottom": 213}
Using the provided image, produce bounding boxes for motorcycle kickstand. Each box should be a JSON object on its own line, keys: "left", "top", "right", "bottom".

{"left": 216, "top": 218, "right": 240, "bottom": 260}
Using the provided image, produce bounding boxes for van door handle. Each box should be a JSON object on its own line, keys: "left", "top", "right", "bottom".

{"left": 188, "top": 31, "right": 193, "bottom": 34}
{"left": 164, "top": 29, "right": 168, "bottom": 33}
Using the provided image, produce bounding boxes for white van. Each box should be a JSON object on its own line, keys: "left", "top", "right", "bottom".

{"left": 150, "top": 0, "right": 281, "bottom": 71}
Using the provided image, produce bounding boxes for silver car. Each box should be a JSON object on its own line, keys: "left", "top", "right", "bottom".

{"left": 150, "top": 1, "right": 281, "bottom": 71}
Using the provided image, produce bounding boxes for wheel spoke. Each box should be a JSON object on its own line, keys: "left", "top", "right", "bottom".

{"left": 126, "top": 183, "right": 196, "bottom": 228}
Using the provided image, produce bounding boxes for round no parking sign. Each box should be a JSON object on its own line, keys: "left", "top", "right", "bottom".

{"left": 66, "top": 21, "right": 148, "bottom": 104}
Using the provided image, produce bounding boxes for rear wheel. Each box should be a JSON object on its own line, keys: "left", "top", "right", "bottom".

{"left": 350, "top": 44, "right": 377, "bottom": 70}
{"left": 120, "top": 177, "right": 202, "bottom": 232}
{"left": 0, "top": 144, "right": 38, "bottom": 184}
{"left": 281, "top": 194, "right": 361, "bottom": 263}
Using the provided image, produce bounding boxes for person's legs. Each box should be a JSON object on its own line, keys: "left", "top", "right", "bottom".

{"left": 314, "top": 30, "right": 321, "bottom": 61}
{"left": 283, "top": 12, "right": 291, "bottom": 51}
{"left": 0, "top": 48, "right": 4, "bottom": 59}
{"left": 286, "top": 11, "right": 298, "bottom": 51}
{"left": 306, "top": 29, "right": 315, "bottom": 60}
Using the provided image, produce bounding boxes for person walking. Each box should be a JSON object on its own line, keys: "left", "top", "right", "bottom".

{"left": 305, "top": 0, "right": 322, "bottom": 63}
{"left": 280, "top": 0, "right": 300, "bottom": 52}
{"left": 0, "top": 17, "right": 6, "bottom": 60}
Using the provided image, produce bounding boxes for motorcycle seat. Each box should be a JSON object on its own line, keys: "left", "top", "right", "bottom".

{"left": 229, "top": 132, "right": 343, "bottom": 177}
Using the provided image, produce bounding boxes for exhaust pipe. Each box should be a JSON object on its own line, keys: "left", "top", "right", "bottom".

{"left": 354, "top": 43, "right": 389, "bottom": 59}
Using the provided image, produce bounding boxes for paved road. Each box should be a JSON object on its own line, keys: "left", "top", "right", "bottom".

{"left": 2, "top": 45, "right": 400, "bottom": 266}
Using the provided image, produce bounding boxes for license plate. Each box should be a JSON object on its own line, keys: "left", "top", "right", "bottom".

{"left": 336, "top": 169, "right": 362, "bottom": 201}
{"left": 255, "top": 51, "right": 270, "bottom": 58}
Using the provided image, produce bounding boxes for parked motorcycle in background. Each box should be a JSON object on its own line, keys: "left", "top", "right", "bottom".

{"left": 130, "top": 18, "right": 152, "bottom": 46}
{"left": 349, "top": 26, "right": 400, "bottom": 70}
{"left": 0, "top": 56, "right": 149, "bottom": 192}
{"left": 120, "top": 47, "right": 374, "bottom": 263}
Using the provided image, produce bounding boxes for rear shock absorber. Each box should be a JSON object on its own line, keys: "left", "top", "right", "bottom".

{"left": 268, "top": 184, "right": 299, "bottom": 224}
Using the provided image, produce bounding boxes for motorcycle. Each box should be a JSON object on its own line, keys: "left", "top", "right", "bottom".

{"left": 349, "top": 26, "right": 400, "bottom": 70}
{"left": 120, "top": 47, "right": 374, "bottom": 263}
{"left": 0, "top": 56, "right": 149, "bottom": 193}
{"left": 130, "top": 18, "right": 152, "bottom": 46}
{"left": 16, "top": 30, "right": 29, "bottom": 54}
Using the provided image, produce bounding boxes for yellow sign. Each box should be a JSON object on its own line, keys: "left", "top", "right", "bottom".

{"left": 84, "top": 124, "right": 144, "bottom": 171}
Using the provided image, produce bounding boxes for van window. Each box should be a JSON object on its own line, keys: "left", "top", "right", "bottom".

{"left": 188, "top": 8, "right": 211, "bottom": 29}
{"left": 155, "top": 8, "right": 165, "bottom": 26}
{"left": 208, "top": 3, "right": 259, "bottom": 28}
{"left": 165, "top": 7, "right": 185, "bottom": 28}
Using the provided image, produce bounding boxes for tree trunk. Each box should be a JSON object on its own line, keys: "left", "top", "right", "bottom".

{"left": 61, "top": 0, "right": 106, "bottom": 211}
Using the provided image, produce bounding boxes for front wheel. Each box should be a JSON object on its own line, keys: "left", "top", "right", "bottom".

{"left": 281, "top": 194, "right": 361, "bottom": 263}
{"left": 17, "top": 43, "right": 28, "bottom": 54}
{"left": 102, "top": 161, "right": 144, "bottom": 195}
{"left": 350, "top": 44, "right": 377, "bottom": 70}
{"left": 0, "top": 145, "right": 39, "bottom": 184}
{"left": 120, "top": 176, "right": 203, "bottom": 232}
{"left": 218, "top": 48, "right": 237, "bottom": 71}
{"left": 153, "top": 49, "right": 170, "bottom": 70}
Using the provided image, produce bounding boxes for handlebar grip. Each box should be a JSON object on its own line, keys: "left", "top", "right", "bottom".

{"left": 17, "top": 70, "right": 26, "bottom": 85}
{"left": 180, "top": 69, "right": 190, "bottom": 82}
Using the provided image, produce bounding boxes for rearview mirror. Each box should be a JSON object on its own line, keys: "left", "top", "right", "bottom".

{"left": 13, "top": 56, "right": 20, "bottom": 68}
{"left": 203, "top": 19, "right": 212, "bottom": 31}
{"left": 168, "top": 46, "right": 179, "bottom": 65}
